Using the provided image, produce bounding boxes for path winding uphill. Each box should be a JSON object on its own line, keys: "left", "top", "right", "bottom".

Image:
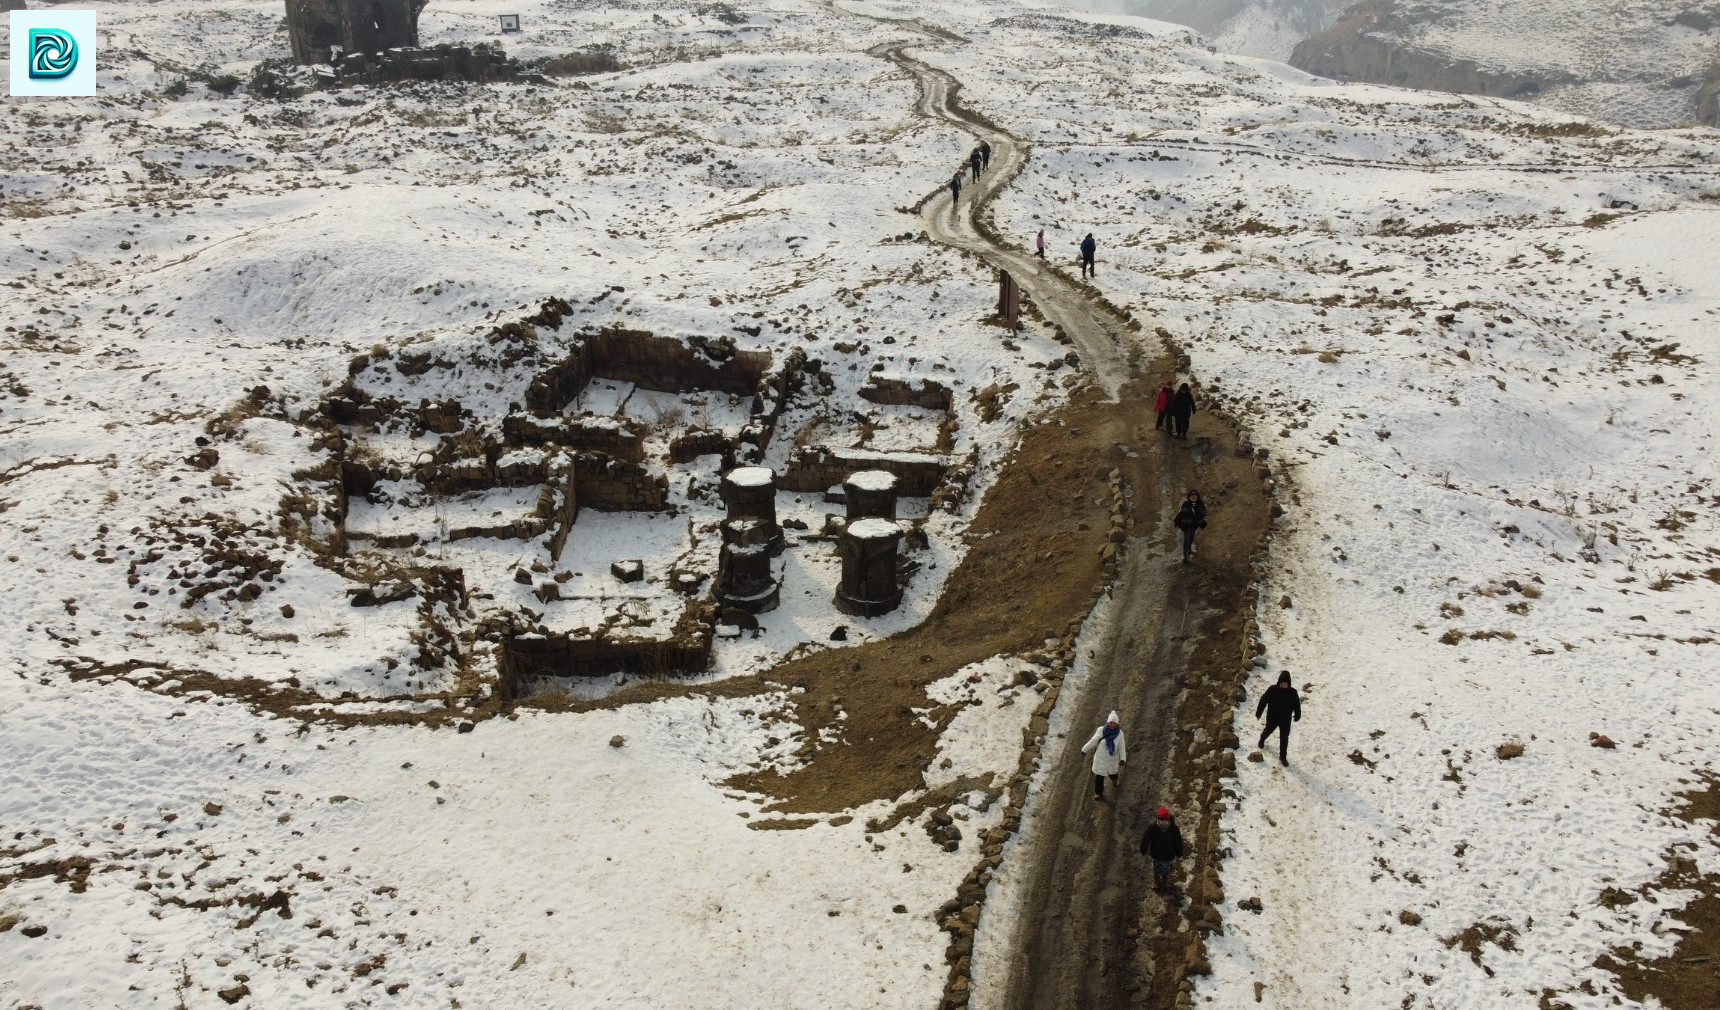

{"left": 850, "top": 23, "right": 1274, "bottom": 1010}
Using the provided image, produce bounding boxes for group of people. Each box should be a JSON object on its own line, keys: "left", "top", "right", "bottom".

{"left": 1028, "top": 229, "right": 1098, "bottom": 281}
{"left": 1072, "top": 684, "right": 1304, "bottom": 887}
{"left": 1080, "top": 712, "right": 1185, "bottom": 890}
{"left": 1152, "top": 378, "right": 1197, "bottom": 439}
{"left": 948, "top": 140, "right": 992, "bottom": 202}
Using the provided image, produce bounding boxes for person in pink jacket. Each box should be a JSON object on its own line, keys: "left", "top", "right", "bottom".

{"left": 1152, "top": 379, "right": 1174, "bottom": 431}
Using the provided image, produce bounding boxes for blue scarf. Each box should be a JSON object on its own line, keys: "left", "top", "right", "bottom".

{"left": 1102, "top": 725, "right": 1120, "bottom": 754}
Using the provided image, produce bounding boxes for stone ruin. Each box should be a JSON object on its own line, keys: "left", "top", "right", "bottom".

{"left": 283, "top": 0, "right": 523, "bottom": 84}
{"left": 715, "top": 466, "right": 783, "bottom": 615}
{"left": 293, "top": 298, "right": 978, "bottom": 695}
{"left": 287, "top": 0, "right": 425, "bottom": 64}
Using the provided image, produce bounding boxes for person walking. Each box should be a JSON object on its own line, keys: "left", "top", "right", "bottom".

{"left": 1173, "top": 489, "right": 1206, "bottom": 562}
{"left": 979, "top": 140, "right": 992, "bottom": 170}
{"left": 1169, "top": 382, "right": 1196, "bottom": 438}
{"left": 1139, "top": 806, "right": 1185, "bottom": 890}
{"left": 969, "top": 148, "right": 982, "bottom": 182}
{"left": 1078, "top": 232, "right": 1097, "bottom": 278}
{"left": 949, "top": 172, "right": 962, "bottom": 203}
{"left": 1152, "top": 378, "right": 1174, "bottom": 430}
{"left": 1080, "top": 710, "right": 1126, "bottom": 800}
{"left": 1035, "top": 229, "right": 1046, "bottom": 259}
{"left": 1256, "top": 671, "right": 1302, "bottom": 766}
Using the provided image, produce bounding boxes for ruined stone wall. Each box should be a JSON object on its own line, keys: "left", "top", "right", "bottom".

{"left": 500, "top": 605, "right": 715, "bottom": 686}
{"left": 588, "top": 328, "right": 766, "bottom": 396}
{"left": 503, "top": 414, "right": 645, "bottom": 462}
{"left": 574, "top": 455, "right": 670, "bottom": 511}
{"left": 524, "top": 342, "right": 595, "bottom": 417}
{"left": 858, "top": 375, "right": 953, "bottom": 412}
{"left": 780, "top": 447, "right": 947, "bottom": 497}
{"left": 668, "top": 428, "right": 734, "bottom": 465}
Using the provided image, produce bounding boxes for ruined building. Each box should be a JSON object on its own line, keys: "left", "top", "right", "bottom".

{"left": 287, "top": 0, "right": 426, "bottom": 63}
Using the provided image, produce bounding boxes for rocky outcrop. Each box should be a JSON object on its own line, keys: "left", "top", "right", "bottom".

{"left": 1698, "top": 63, "right": 1720, "bottom": 126}
{"left": 1289, "top": 0, "right": 1567, "bottom": 99}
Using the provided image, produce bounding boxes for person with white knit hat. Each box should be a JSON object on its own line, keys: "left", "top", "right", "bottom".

{"left": 1080, "top": 710, "right": 1126, "bottom": 800}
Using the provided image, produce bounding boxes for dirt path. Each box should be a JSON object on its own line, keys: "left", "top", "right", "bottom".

{"left": 870, "top": 37, "right": 1273, "bottom": 1010}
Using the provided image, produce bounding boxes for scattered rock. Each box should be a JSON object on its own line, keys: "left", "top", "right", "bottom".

{"left": 1495, "top": 741, "right": 1525, "bottom": 760}
{"left": 279, "top": 604, "right": 295, "bottom": 618}
{"left": 513, "top": 567, "right": 533, "bottom": 584}
{"left": 1278, "top": 595, "right": 1292, "bottom": 608}
{"left": 1399, "top": 910, "right": 1422, "bottom": 926}
{"left": 1590, "top": 733, "right": 1616, "bottom": 749}
{"left": 457, "top": 721, "right": 475, "bottom": 734}
{"left": 21, "top": 924, "right": 47, "bottom": 938}
{"left": 1247, "top": 750, "right": 1265, "bottom": 762}
{"left": 1237, "top": 896, "right": 1263, "bottom": 913}
{"left": 217, "top": 983, "right": 250, "bottom": 1004}
{"left": 204, "top": 802, "right": 223, "bottom": 816}
{"left": 893, "top": 904, "right": 907, "bottom": 913}
{"left": 610, "top": 559, "right": 644, "bottom": 582}
{"left": 610, "top": 735, "right": 626, "bottom": 748}
{"left": 830, "top": 626, "right": 848, "bottom": 641}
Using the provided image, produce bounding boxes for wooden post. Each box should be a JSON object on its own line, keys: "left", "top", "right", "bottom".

{"left": 999, "top": 270, "right": 1018, "bottom": 331}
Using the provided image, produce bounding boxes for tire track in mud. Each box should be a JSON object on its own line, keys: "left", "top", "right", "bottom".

{"left": 848, "top": 21, "right": 1276, "bottom": 1010}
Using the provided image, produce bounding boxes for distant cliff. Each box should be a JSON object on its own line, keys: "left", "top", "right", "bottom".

{"left": 1286, "top": 0, "right": 1720, "bottom": 128}
{"left": 1290, "top": 1, "right": 1567, "bottom": 99}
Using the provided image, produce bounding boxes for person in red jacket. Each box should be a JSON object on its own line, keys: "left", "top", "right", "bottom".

{"left": 1139, "top": 806, "right": 1184, "bottom": 889}
{"left": 1152, "top": 379, "right": 1174, "bottom": 430}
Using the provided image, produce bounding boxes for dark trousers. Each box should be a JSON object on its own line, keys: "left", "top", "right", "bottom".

{"left": 1172, "top": 412, "right": 1191, "bottom": 437}
{"left": 1036, "top": 246, "right": 1045, "bottom": 258}
{"left": 1081, "top": 253, "right": 1094, "bottom": 277}
{"left": 1260, "top": 719, "right": 1291, "bottom": 763}
{"left": 1093, "top": 773, "right": 1118, "bottom": 798}
{"left": 971, "top": 163, "right": 980, "bottom": 181}
{"left": 1155, "top": 408, "right": 1168, "bottom": 430}
{"left": 1180, "top": 527, "right": 1196, "bottom": 557}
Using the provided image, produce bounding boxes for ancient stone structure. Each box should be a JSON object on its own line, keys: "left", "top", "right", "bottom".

{"left": 843, "top": 469, "right": 898, "bottom": 521}
{"left": 781, "top": 446, "right": 948, "bottom": 498}
{"left": 715, "top": 518, "right": 780, "bottom": 614}
{"left": 835, "top": 518, "right": 904, "bottom": 617}
{"left": 720, "top": 466, "right": 783, "bottom": 553}
{"left": 286, "top": 0, "right": 425, "bottom": 64}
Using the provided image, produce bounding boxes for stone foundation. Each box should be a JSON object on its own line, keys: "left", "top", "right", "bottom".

{"left": 835, "top": 517, "right": 904, "bottom": 617}
{"left": 844, "top": 469, "right": 898, "bottom": 521}
{"left": 781, "top": 446, "right": 947, "bottom": 498}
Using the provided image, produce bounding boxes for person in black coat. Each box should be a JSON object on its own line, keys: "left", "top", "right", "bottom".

{"left": 949, "top": 173, "right": 961, "bottom": 202}
{"left": 1169, "top": 383, "right": 1196, "bottom": 438}
{"left": 1256, "top": 671, "right": 1302, "bottom": 765}
{"left": 1139, "top": 806, "right": 1184, "bottom": 889}
{"left": 1078, "top": 233, "right": 1097, "bottom": 278}
{"left": 970, "top": 148, "right": 982, "bottom": 182}
{"left": 1173, "top": 490, "right": 1206, "bottom": 562}
{"left": 979, "top": 139, "right": 992, "bottom": 170}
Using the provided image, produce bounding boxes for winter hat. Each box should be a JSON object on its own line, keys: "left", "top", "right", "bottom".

{"left": 1156, "top": 806, "right": 1170, "bottom": 819}
{"left": 1278, "top": 671, "right": 1292, "bottom": 686}
{"left": 1106, "top": 710, "right": 1120, "bottom": 725}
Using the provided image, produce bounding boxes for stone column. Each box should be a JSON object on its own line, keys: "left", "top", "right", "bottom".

{"left": 715, "top": 517, "right": 780, "bottom": 614}
{"left": 843, "top": 469, "right": 898, "bottom": 521}
{"left": 720, "top": 465, "right": 783, "bottom": 554}
{"left": 835, "top": 517, "right": 903, "bottom": 617}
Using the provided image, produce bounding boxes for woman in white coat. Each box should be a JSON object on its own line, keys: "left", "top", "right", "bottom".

{"left": 1081, "top": 710, "right": 1126, "bottom": 800}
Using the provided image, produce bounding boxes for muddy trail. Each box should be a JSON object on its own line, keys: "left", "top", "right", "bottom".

{"left": 874, "top": 32, "right": 1274, "bottom": 1010}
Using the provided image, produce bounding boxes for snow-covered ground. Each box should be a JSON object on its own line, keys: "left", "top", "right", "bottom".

{"left": 0, "top": 1, "right": 1073, "bottom": 1005}
{"left": 906, "top": 3, "right": 1720, "bottom": 1006}
{"left": 5, "top": 0, "right": 1720, "bottom": 1006}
